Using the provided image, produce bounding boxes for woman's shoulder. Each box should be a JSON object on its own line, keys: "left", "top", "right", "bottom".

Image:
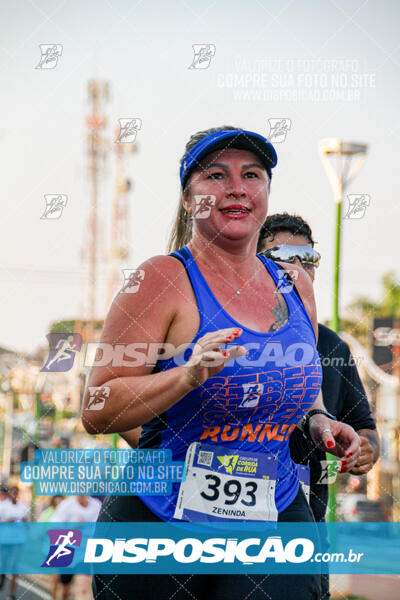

{"left": 133, "top": 254, "right": 188, "bottom": 292}
{"left": 142, "top": 253, "right": 185, "bottom": 273}
{"left": 108, "top": 254, "right": 189, "bottom": 322}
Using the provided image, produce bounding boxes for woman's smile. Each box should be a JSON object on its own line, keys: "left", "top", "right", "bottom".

{"left": 219, "top": 203, "right": 252, "bottom": 219}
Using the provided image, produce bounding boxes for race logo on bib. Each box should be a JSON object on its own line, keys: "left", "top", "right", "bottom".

{"left": 217, "top": 454, "right": 239, "bottom": 474}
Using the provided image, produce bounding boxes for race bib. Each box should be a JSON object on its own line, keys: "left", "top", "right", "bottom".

{"left": 174, "top": 442, "right": 278, "bottom": 522}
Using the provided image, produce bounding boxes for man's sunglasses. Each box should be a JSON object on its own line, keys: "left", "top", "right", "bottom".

{"left": 261, "top": 245, "right": 321, "bottom": 268}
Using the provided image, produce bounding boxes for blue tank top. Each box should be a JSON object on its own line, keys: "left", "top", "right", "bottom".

{"left": 138, "top": 246, "right": 322, "bottom": 521}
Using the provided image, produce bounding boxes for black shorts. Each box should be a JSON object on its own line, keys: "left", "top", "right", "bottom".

{"left": 92, "top": 487, "right": 321, "bottom": 600}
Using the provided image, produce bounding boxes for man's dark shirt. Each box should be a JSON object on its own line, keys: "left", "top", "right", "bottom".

{"left": 290, "top": 323, "right": 377, "bottom": 522}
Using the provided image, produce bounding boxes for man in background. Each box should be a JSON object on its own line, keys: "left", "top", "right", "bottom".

{"left": 258, "top": 212, "right": 379, "bottom": 599}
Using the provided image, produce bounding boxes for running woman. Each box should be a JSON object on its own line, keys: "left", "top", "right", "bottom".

{"left": 83, "top": 126, "right": 361, "bottom": 600}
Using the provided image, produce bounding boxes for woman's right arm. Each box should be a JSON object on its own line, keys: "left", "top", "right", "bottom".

{"left": 82, "top": 255, "right": 193, "bottom": 434}
{"left": 82, "top": 255, "right": 246, "bottom": 435}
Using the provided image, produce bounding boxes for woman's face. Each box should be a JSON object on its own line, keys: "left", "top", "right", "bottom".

{"left": 185, "top": 148, "right": 270, "bottom": 245}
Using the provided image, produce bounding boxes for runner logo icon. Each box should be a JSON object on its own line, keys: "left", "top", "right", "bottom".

{"left": 316, "top": 460, "right": 341, "bottom": 485}
{"left": 41, "top": 333, "right": 82, "bottom": 372}
{"left": 217, "top": 455, "right": 239, "bottom": 474}
{"left": 86, "top": 386, "right": 110, "bottom": 411}
{"left": 42, "top": 529, "right": 82, "bottom": 568}
{"left": 240, "top": 383, "right": 264, "bottom": 408}
{"left": 268, "top": 119, "right": 291, "bottom": 143}
{"left": 344, "top": 194, "right": 371, "bottom": 219}
{"left": 115, "top": 118, "right": 142, "bottom": 143}
{"left": 188, "top": 44, "right": 216, "bottom": 69}
{"left": 35, "top": 44, "right": 63, "bottom": 69}
{"left": 40, "top": 194, "right": 68, "bottom": 219}
{"left": 121, "top": 269, "right": 145, "bottom": 293}
{"left": 193, "top": 195, "right": 216, "bottom": 218}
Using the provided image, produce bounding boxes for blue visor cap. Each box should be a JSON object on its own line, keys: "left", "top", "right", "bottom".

{"left": 180, "top": 129, "right": 278, "bottom": 188}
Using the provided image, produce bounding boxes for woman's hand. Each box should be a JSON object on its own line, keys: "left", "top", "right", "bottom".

{"left": 308, "top": 415, "right": 361, "bottom": 472}
{"left": 184, "top": 327, "right": 248, "bottom": 388}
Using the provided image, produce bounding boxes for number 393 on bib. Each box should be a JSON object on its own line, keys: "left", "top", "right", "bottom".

{"left": 174, "top": 442, "right": 278, "bottom": 522}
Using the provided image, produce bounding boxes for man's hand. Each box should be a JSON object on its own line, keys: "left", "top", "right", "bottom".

{"left": 349, "top": 434, "right": 376, "bottom": 475}
{"left": 308, "top": 415, "right": 361, "bottom": 472}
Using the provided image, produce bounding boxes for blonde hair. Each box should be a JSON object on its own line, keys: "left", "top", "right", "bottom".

{"left": 167, "top": 189, "right": 193, "bottom": 253}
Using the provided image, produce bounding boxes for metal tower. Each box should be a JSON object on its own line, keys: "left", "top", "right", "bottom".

{"left": 107, "top": 130, "right": 136, "bottom": 308}
{"left": 82, "top": 79, "right": 109, "bottom": 331}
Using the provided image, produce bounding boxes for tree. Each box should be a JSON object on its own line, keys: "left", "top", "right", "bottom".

{"left": 379, "top": 271, "right": 400, "bottom": 317}
{"left": 340, "top": 270, "right": 400, "bottom": 347}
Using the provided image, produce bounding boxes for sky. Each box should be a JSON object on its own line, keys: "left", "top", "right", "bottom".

{"left": 0, "top": 0, "right": 399, "bottom": 353}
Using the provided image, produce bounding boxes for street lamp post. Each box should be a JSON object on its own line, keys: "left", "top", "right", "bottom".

{"left": 319, "top": 139, "right": 368, "bottom": 522}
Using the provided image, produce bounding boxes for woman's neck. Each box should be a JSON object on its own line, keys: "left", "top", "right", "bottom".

{"left": 188, "top": 233, "right": 259, "bottom": 277}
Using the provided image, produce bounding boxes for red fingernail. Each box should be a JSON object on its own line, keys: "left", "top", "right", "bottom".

{"left": 234, "top": 329, "right": 241, "bottom": 335}
{"left": 345, "top": 452, "right": 352, "bottom": 458}
{"left": 340, "top": 466, "right": 347, "bottom": 473}
{"left": 222, "top": 351, "right": 228, "bottom": 357}
{"left": 326, "top": 441, "right": 334, "bottom": 448}
{"left": 226, "top": 335, "right": 234, "bottom": 340}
